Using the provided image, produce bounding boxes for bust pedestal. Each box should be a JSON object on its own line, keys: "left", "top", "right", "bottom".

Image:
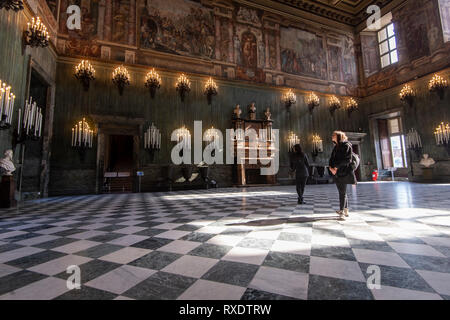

{"left": 0, "top": 176, "right": 17, "bottom": 208}
{"left": 422, "top": 167, "right": 434, "bottom": 181}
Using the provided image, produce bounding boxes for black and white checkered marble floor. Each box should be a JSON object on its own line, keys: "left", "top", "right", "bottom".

{"left": 0, "top": 182, "right": 450, "bottom": 300}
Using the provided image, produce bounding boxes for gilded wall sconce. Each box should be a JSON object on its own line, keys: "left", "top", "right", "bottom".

{"left": 307, "top": 92, "right": 319, "bottom": 114}
{"left": 145, "top": 68, "right": 161, "bottom": 98}
{"left": 24, "top": 17, "right": 49, "bottom": 48}
{"left": 287, "top": 131, "right": 300, "bottom": 153}
{"left": 429, "top": 74, "right": 448, "bottom": 100}
{"left": 282, "top": 89, "right": 296, "bottom": 109}
{"left": 434, "top": 122, "right": 450, "bottom": 154}
{"left": 176, "top": 74, "right": 191, "bottom": 102}
{"left": 204, "top": 77, "right": 218, "bottom": 105}
{"left": 328, "top": 96, "right": 341, "bottom": 115}
{"left": 312, "top": 134, "right": 323, "bottom": 160}
{"left": 399, "top": 84, "right": 415, "bottom": 107}
{"left": 0, "top": 0, "right": 24, "bottom": 11}
{"left": 74, "top": 60, "right": 95, "bottom": 91}
{"left": 112, "top": 65, "right": 130, "bottom": 96}
{"left": 346, "top": 98, "right": 358, "bottom": 117}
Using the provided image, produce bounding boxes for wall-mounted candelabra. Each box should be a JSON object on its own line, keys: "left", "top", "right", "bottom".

{"left": 434, "top": 122, "right": 450, "bottom": 154}
{"left": 205, "top": 126, "right": 220, "bottom": 156}
{"left": 14, "top": 97, "right": 43, "bottom": 147}
{"left": 145, "top": 68, "right": 161, "bottom": 98}
{"left": 0, "top": 80, "right": 15, "bottom": 130}
{"left": 328, "top": 96, "right": 341, "bottom": 116}
{"left": 405, "top": 128, "right": 422, "bottom": 158}
{"left": 429, "top": 74, "right": 448, "bottom": 100}
{"left": 307, "top": 92, "right": 319, "bottom": 114}
{"left": 176, "top": 126, "right": 191, "bottom": 156}
{"left": 345, "top": 98, "right": 358, "bottom": 117}
{"left": 75, "top": 60, "right": 95, "bottom": 91}
{"left": 399, "top": 84, "right": 415, "bottom": 107}
{"left": 0, "top": 0, "right": 24, "bottom": 11}
{"left": 112, "top": 65, "right": 130, "bottom": 96}
{"left": 71, "top": 118, "right": 94, "bottom": 161}
{"left": 176, "top": 74, "right": 191, "bottom": 102}
{"left": 204, "top": 78, "right": 218, "bottom": 105}
{"left": 312, "top": 134, "right": 323, "bottom": 160}
{"left": 282, "top": 89, "right": 296, "bottom": 109}
{"left": 24, "top": 17, "right": 49, "bottom": 48}
{"left": 144, "top": 123, "right": 161, "bottom": 151}
{"left": 287, "top": 131, "right": 300, "bottom": 152}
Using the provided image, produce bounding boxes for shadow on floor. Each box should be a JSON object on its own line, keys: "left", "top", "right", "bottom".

{"left": 226, "top": 215, "right": 341, "bottom": 227}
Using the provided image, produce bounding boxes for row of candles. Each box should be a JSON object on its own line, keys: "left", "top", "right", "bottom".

{"left": 0, "top": 80, "right": 15, "bottom": 125}
{"left": 144, "top": 123, "right": 161, "bottom": 150}
{"left": 18, "top": 97, "right": 43, "bottom": 138}
{"left": 71, "top": 118, "right": 94, "bottom": 148}
{"left": 288, "top": 132, "right": 324, "bottom": 153}
{"left": 405, "top": 128, "right": 422, "bottom": 149}
{"left": 434, "top": 122, "right": 450, "bottom": 146}
{"left": 403, "top": 124, "right": 449, "bottom": 149}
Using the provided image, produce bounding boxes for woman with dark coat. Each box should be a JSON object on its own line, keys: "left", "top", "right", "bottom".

{"left": 290, "top": 144, "right": 310, "bottom": 204}
{"left": 329, "top": 131, "right": 357, "bottom": 219}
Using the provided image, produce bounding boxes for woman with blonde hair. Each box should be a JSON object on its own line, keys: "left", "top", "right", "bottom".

{"left": 328, "top": 131, "right": 357, "bottom": 219}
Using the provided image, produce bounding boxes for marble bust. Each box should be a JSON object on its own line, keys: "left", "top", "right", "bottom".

{"left": 0, "top": 149, "right": 15, "bottom": 176}
{"left": 419, "top": 154, "right": 435, "bottom": 168}
{"left": 264, "top": 107, "right": 271, "bottom": 120}
{"left": 233, "top": 104, "right": 242, "bottom": 119}
{"left": 248, "top": 102, "right": 256, "bottom": 120}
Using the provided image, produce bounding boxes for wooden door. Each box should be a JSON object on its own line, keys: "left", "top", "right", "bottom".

{"left": 378, "top": 119, "right": 392, "bottom": 169}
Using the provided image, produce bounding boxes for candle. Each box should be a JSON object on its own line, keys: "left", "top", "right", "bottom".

{"left": 39, "top": 112, "right": 42, "bottom": 137}
{"left": 17, "top": 108, "right": 21, "bottom": 135}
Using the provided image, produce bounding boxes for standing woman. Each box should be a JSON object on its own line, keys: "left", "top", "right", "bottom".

{"left": 329, "top": 131, "right": 356, "bottom": 219}
{"left": 290, "top": 144, "right": 310, "bottom": 204}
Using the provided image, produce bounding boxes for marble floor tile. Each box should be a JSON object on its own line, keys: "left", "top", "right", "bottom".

{"left": 86, "top": 265, "right": 156, "bottom": 294}
{"left": 309, "top": 256, "right": 365, "bottom": 282}
{"left": 352, "top": 248, "right": 410, "bottom": 268}
{"left": 157, "top": 240, "right": 201, "bottom": 255}
{"left": 222, "top": 247, "right": 269, "bottom": 265}
{"left": 99, "top": 247, "right": 151, "bottom": 264}
{"left": 249, "top": 266, "right": 308, "bottom": 300}
{"left": 416, "top": 270, "right": 450, "bottom": 296}
{"left": 371, "top": 285, "right": 442, "bottom": 300}
{"left": 388, "top": 242, "right": 446, "bottom": 257}
{"left": 177, "top": 279, "right": 246, "bottom": 300}
{"left": 162, "top": 255, "right": 218, "bottom": 278}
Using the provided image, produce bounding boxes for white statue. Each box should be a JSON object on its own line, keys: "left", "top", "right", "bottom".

{"left": 419, "top": 154, "right": 435, "bottom": 168}
{"left": 0, "top": 149, "right": 15, "bottom": 176}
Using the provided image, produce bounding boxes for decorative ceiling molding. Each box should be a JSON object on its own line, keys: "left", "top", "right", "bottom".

{"left": 266, "top": 0, "right": 396, "bottom": 26}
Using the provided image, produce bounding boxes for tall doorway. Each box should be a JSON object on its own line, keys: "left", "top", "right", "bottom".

{"left": 104, "top": 134, "right": 134, "bottom": 193}
{"left": 107, "top": 135, "right": 134, "bottom": 172}
{"left": 370, "top": 111, "right": 409, "bottom": 179}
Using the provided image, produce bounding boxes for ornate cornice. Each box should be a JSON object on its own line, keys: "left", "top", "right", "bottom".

{"left": 267, "top": 0, "right": 396, "bottom": 26}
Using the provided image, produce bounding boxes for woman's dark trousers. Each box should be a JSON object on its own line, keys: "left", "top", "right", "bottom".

{"left": 296, "top": 177, "right": 308, "bottom": 202}
{"left": 336, "top": 181, "right": 348, "bottom": 210}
